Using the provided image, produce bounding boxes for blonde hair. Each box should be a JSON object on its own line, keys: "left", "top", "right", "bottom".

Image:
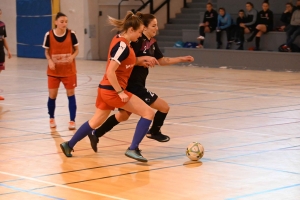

{"left": 108, "top": 11, "right": 144, "bottom": 32}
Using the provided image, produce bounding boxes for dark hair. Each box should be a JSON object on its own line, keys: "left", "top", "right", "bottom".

{"left": 219, "top": 7, "right": 225, "bottom": 12}
{"left": 263, "top": 0, "right": 269, "bottom": 5}
{"left": 55, "top": 12, "right": 67, "bottom": 20}
{"left": 239, "top": 9, "right": 245, "bottom": 13}
{"left": 140, "top": 14, "right": 156, "bottom": 27}
{"left": 207, "top": 3, "right": 213, "bottom": 7}
{"left": 246, "top": 2, "right": 254, "bottom": 8}
{"left": 108, "top": 11, "right": 143, "bottom": 32}
{"left": 286, "top": 2, "right": 293, "bottom": 6}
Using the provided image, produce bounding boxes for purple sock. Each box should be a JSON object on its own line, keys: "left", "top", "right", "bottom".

{"left": 69, "top": 121, "right": 93, "bottom": 148}
{"left": 47, "top": 97, "right": 56, "bottom": 118}
{"left": 68, "top": 95, "right": 77, "bottom": 121}
{"left": 129, "top": 117, "right": 152, "bottom": 150}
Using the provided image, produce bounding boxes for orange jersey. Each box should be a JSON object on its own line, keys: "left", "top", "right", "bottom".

{"left": 100, "top": 35, "right": 136, "bottom": 89}
{"left": 47, "top": 30, "right": 76, "bottom": 77}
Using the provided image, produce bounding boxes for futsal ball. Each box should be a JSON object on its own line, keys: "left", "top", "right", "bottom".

{"left": 186, "top": 142, "right": 204, "bottom": 161}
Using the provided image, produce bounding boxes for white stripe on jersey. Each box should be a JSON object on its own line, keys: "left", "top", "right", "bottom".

{"left": 111, "top": 41, "right": 127, "bottom": 65}
{"left": 42, "top": 31, "right": 50, "bottom": 49}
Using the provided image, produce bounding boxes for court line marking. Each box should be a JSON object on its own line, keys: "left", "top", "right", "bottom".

{"left": 0, "top": 183, "right": 64, "bottom": 199}
{"left": 0, "top": 171, "right": 127, "bottom": 200}
{"left": 226, "top": 183, "right": 300, "bottom": 200}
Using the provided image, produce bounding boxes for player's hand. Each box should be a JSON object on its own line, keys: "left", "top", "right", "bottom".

{"left": 67, "top": 55, "right": 74, "bottom": 63}
{"left": 143, "top": 56, "right": 159, "bottom": 67}
{"left": 181, "top": 56, "right": 194, "bottom": 62}
{"left": 118, "top": 91, "right": 129, "bottom": 102}
{"left": 199, "top": 23, "right": 204, "bottom": 26}
{"left": 48, "top": 59, "right": 55, "bottom": 70}
{"left": 205, "top": 22, "right": 209, "bottom": 26}
{"left": 7, "top": 51, "right": 12, "bottom": 59}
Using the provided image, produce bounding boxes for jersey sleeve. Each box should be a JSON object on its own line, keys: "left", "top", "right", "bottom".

{"left": 153, "top": 42, "right": 164, "bottom": 60}
{"left": 71, "top": 31, "right": 79, "bottom": 46}
{"left": 42, "top": 31, "right": 50, "bottom": 49}
{"left": 110, "top": 41, "right": 130, "bottom": 64}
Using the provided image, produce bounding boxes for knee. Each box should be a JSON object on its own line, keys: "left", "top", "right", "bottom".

{"left": 67, "top": 90, "right": 75, "bottom": 96}
{"left": 116, "top": 111, "right": 130, "bottom": 122}
{"left": 143, "top": 108, "right": 155, "bottom": 121}
{"left": 160, "top": 104, "right": 170, "bottom": 113}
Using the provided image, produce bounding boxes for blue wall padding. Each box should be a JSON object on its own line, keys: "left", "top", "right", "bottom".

{"left": 17, "top": 0, "right": 51, "bottom": 58}
{"left": 17, "top": 0, "right": 52, "bottom": 16}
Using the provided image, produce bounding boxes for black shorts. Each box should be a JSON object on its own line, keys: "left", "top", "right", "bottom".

{"left": 0, "top": 49, "right": 5, "bottom": 70}
{"left": 128, "top": 87, "right": 158, "bottom": 106}
{"left": 208, "top": 26, "right": 216, "bottom": 32}
{"left": 266, "top": 25, "right": 273, "bottom": 32}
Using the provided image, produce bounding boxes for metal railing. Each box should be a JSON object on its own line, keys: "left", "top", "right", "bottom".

{"left": 119, "top": 0, "right": 188, "bottom": 23}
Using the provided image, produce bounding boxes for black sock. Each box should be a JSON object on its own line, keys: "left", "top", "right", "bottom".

{"left": 94, "top": 114, "right": 119, "bottom": 138}
{"left": 149, "top": 111, "right": 168, "bottom": 135}
{"left": 248, "top": 29, "right": 259, "bottom": 42}
{"left": 255, "top": 37, "right": 260, "bottom": 49}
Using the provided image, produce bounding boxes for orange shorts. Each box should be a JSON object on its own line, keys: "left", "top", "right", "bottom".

{"left": 48, "top": 75, "right": 77, "bottom": 89}
{"left": 96, "top": 88, "right": 133, "bottom": 110}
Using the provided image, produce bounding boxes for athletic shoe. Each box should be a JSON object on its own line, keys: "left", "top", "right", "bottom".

{"left": 0, "top": 96, "right": 4, "bottom": 100}
{"left": 125, "top": 148, "right": 148, "bottom": 162}
{"left": 146, "top": 131, "right": 170, "bottom": 142}
{"left": 60, "top": 141, "right": 74, "bottom": 157}
{"left": 197, "top": 36, "right": 205, "bottom": 40}
{"left": 226, "top": 43, "right": 231, "bottom": 49}
{"left": 88, "top": 131, "right": 99, "bottom": 152}
{"left": 235, "top": 41, "right": 241, "bottom": 45}
{"left": 236, "top": 46, "right": 244, "bottom": 50}
{"left": 68, "top": 121, "right": 76, "bottom": 130}
{"left": 50, "top": 118, "right": 56, "bottom": 128}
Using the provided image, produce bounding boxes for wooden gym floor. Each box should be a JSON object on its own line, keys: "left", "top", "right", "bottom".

{"left": 0, "top": 57, "right": 299, "bottom": 200}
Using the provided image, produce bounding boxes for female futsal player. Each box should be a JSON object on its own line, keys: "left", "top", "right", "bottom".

{"left": 60, "top": 11, "right": 156, "bottom": 162}
{"left": 90, "top": 13, "right": 194, "bottom": 152}
{"left": 0, "top": 9, "right": 12, "bottom": 100}
{"left": 43, "top": 12, "right": 79, "bottom": 130}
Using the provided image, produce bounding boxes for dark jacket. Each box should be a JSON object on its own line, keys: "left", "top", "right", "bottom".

{"left": 202, "top": 9, "right": 218, "bottom": 28}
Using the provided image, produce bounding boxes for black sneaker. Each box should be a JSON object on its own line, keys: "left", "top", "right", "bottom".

{"left": 125, "top": 148, "right": 148, "bottom": 162}
{"left": 88, "top": 131, "right": 99, "bottom": 153}
{"left": 146, "top": 131, "right": 170, "bottom": 142}
{"left": 60, "top": 142, "right": 74, "bottom": 157}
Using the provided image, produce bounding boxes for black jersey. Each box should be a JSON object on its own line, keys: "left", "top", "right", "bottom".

{"left": 0, "top": 21, "right": 7, "bottom": 51}
{"left": 203, "top": 9, "right": 218, "bottom": 28}
{"left": 257, "top": 9, "right": 274, "bottom": 28}
{"left": 127, "top": 34, "right": 163, "bottom": 89}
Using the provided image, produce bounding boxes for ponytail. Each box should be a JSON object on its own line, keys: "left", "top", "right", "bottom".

{"left": 108, "top": 11, "right": 144, "bottom": 32}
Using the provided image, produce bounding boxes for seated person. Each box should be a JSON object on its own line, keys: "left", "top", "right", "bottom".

{"left": 279, "top": 2, "right": 295, "bottom": 31}
{"left": 283, "top": 0, "right": 300, "bottom": 51}
{"left": 234, "top": 9, "right": 248, "bottom": 50}
{"left": 246, "top": 0, "right": 274, "bottom": 51}
{"left": 196, "top": 2, "right": 218, "bottom": 48}
{"left": 216, "top": 7, "right": 232, "bottom": 49}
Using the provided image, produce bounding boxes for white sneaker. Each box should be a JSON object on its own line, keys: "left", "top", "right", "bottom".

{"left": 50, "top": 118, "right": 56, "bottom": 128}
{"left": 197, "top": 36, "right": 205, "bottom": 40}
{"left": 69, "top": 121, "right": 76, "bottom": 130}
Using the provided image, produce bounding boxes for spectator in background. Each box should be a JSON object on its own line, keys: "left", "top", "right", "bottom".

{"left": 246, "top": 0, "right": 273, "bottom": 50}
{"left": 279, "top": 2, "right": 295, "bottom": 31}
{"left": 216, "top": 7, "right": 232, "bottom": 49}
{"left": 196, "top": 3, "right": 218, "bottom": 48}
{"left": 283, "top": 0, "right": 300, "bottom": 52}
{"left": 237, "top": 2, "right": 258, "bottom": 49}
{"left": 0, "top": 8, "right": 12, "bottom": 101}
{"left": 235, "top": 9, "right": 248, "bottom": 50}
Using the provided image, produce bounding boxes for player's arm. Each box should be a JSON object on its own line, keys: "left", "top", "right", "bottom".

{"left": 158, "top": 56, "right": 194, "bottom": 66}
{"left": 106, "top": 61, "right": 128, "bottom": 102}
{"left": 68, "top": 46, "right": 79, "bottom": 63}
{"left": 3, "top": 38, "right": 11, "bottom": 58}
{"left": 45, "top": 49, "right": 55, "bottom": 70}
{"left": 136, "top": 56, "right": 159, "bottom": 68}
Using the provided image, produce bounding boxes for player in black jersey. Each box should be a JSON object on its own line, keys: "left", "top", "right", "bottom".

{"left": 88, "top": 13, "right": 194, "bottom": 152}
